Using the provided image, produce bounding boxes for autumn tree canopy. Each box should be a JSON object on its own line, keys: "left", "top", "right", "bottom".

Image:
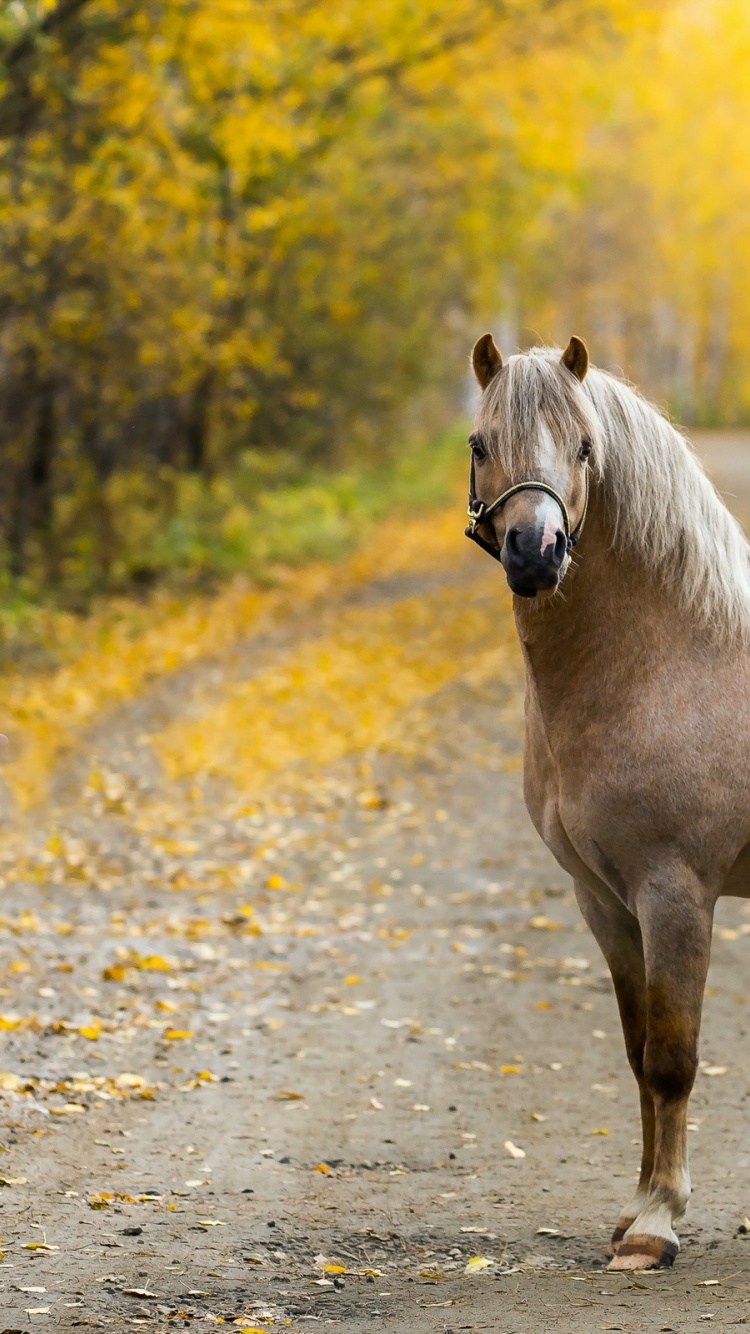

{"left": 0, "top": 0, "right": 742, "bottom": 595}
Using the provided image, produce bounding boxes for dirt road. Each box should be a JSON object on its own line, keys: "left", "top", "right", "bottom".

{"left": 1, "top": 434, "right": 750, "bottom": 1332}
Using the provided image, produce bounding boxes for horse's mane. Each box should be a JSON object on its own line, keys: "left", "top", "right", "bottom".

{"left": 476, "top": 347, "right": 750, "bottom": 638}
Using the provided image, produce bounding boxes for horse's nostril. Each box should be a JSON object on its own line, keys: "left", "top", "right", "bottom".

{"left": 506, "top": 527, "right": 522, "bottom": 561}
{"left": 554, "top": 530, "right": 567, "bottom": 565}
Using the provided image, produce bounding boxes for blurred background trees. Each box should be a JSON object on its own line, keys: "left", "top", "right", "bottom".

{"left": 0, "top": 0, "right": 745, "bottom": 601}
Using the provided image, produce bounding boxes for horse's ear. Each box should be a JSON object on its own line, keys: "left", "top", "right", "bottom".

{"left": 472, "top": 332, "right": 503, "bottom": 390}
{"left": 561, "top": 335, "right": 589, "bottom": 383}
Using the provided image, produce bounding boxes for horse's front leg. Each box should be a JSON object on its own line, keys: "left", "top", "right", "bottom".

{"left": 573, "top": 882, "right": 654, "bottom": 1254}
{"left": 608, "top": 869, "right": 714, "bottom": 1271}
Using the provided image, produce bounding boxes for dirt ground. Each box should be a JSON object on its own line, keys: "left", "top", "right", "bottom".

{"left": 1, "top": 432, "right": 750, "bottom": 1332}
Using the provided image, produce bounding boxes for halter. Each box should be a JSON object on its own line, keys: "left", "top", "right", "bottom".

{"left": 464, "top": 455, "right": 589, "bottom": 564}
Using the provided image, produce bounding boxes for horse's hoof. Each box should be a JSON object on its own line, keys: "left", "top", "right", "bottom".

{"left": 607, "top": 1223, "right": 632, "bottom": 1258}
{"left": 607, "top": 1234, "right": 678, "bottom": 1271}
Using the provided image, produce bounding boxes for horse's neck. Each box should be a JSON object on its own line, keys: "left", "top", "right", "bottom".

{"left": 514, "top": 492, "right": 679, "bottom": 700}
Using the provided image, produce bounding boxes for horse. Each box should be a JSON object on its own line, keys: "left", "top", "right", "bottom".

{"left": 466, "top": 333, "right": 750, "bottom": 1271}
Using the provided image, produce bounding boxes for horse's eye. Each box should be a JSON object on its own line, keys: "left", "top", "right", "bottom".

{"left": 470, "top": 439, "right": 487, "bottom": 462}
{"left": 578, "top": 438, "right": 592, "bottom": 460}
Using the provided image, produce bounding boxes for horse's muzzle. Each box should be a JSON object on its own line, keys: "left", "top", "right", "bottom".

{"left": 502, "top": 523, "right": 568, "bottom": 598}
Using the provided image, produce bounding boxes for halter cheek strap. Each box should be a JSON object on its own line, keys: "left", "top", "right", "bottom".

{"left": 464, "top": 458, "right": 589, "bottom": 564}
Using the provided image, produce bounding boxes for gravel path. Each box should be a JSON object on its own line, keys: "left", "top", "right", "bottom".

{"left": 0, "top": 434, "right": 750, "bottom": 1332}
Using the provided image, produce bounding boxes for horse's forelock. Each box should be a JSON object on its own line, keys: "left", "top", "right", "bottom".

{"left": 477, "top": 348, "right": 598, "bottom": 475}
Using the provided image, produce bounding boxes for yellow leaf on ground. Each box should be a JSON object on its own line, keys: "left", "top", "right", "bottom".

{"left": 137, "top": 955, "right": 172, "bottom": 971}
{"left": 465, "top": 1256, "right": 493, "bottom": 1273}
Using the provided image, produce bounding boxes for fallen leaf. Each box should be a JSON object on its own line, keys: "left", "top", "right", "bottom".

{"left": 163, "top": 1029, "right": 193, "bottom": 1040}
{"left": 198, "top": 1219, "right": 226, "bottom": 1226}
{"left": 370, "top": 1096, "right": 384, "bottom": 1110}
{"left": 313, "top": 1162, "right": 333, "bottom": 1174}
{"left": 529, "top": 916, "right": 560, "bottom": 930}
{"left": 0, "top": 1072, "right": 25, "bottom": 1090}
{"left": 464, "top": 1256, "right": 493, "bottom": 1273}
{"left": 591, "top": 1128, "right": 610, "bottom": 1135}
{"left": 274, "top": 1090, "right": 304, "bottom": 1100}
{"left": 504, "top": 1140, "right": 526, "bottom": 1159}
{"left": 323, "top": 1264, "right": 346, "bottom": 1274}
{"left": 113, "top": 1073, "right": 147, "bottom": 1089}
{"left": 703, "top": 1066, "right": 728, "bottom": 1077}
{"left": 695, "top": 1280, "right": 720, "bottom": 1286}
{"left": 137, "top": 955, "right": 172, "bottom": 971}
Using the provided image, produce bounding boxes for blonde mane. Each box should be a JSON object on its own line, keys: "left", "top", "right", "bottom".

{"left": 476, "top": 347, "right": 750, "bottom": 638}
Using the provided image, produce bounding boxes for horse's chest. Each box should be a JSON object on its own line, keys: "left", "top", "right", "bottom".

{"left": 523, "top": 721, "right": 577, "bottom": 865}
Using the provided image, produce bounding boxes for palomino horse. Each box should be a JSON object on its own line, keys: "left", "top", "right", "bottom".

{"left": 467, "top": 334, "right": 750, "bottom": 1271}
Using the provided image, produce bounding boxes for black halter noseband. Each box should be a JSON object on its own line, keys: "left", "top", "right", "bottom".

{"left": 464, "top": 456, "right": 589, "bottom": 564}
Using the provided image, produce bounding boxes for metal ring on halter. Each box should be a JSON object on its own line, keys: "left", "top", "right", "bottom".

{"left": 464, "top": 458, "right": 589, "bottom": 564}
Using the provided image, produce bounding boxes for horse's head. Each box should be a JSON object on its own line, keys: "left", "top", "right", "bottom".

{"left": 468, "top": 335, "right": 598, "bottom": 599}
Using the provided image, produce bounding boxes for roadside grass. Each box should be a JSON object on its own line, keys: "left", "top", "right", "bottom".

{"left": 0, "top": 425, "right": 467, "bottom": 675}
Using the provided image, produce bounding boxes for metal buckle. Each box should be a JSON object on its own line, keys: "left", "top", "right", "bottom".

{"left": 466, "top": 502, "right": 485, "bottom": 535}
